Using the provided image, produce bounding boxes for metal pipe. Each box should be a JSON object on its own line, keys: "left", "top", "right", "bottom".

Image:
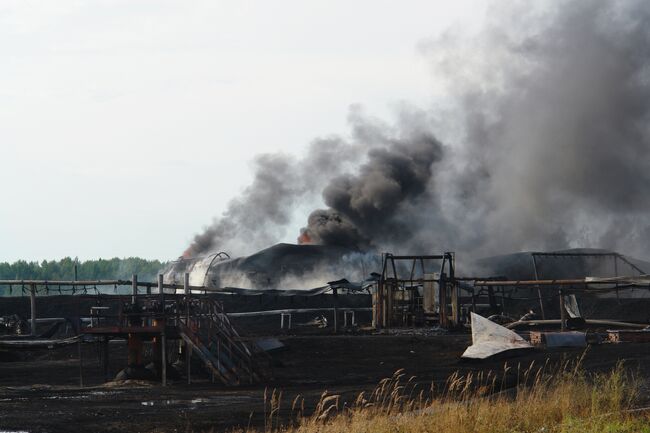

{"left": 473, "top": 278, "right": 642, "bottom": 286}
{"left": 387, "top": 255, "right": 447, "bottom": 260}
{"left": 507, "top": 319, "right": 647, "bottom": 330}
{"left": 228, "top": 307, "right": 371, "bottom": 317}
{"left": 0, "top": 279, "right": 130, "bottom": 286}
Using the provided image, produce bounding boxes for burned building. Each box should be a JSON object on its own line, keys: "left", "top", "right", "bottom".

{"left": 162, "top": 243, "right": 379, "bottom": 290}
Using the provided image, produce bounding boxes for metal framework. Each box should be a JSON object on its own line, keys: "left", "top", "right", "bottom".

{"left": 375, "top": 252, "right": 457, "bottom": 329}
{"left": 472, "top": 274, "right": 650, "bottom": 331}
{"left": 0, "top": 274, "right": 268, "bottom": 387}
{"left": 530, "top": 252, "right": 646, "bottom": 319}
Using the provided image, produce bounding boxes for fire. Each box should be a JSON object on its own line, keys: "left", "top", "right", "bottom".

{"left": 182, "top": 247, "right": 193, "bottom": 259}
{"left": 297, "top": 230, "right": 312, "bottom": 245}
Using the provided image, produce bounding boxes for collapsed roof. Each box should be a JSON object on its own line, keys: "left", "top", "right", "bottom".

{"left": 163, "top": 244, "right": 650, "bottom": 291}
{"left": 163, "top": 243, "right": 374, "bottom": 290}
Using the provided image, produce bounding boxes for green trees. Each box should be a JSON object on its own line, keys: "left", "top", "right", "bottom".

{"left": 0, "top": 257, "right": 167, "bottom": 296}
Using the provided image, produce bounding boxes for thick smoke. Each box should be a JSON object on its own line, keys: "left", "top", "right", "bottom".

{"left": 188, "top": 0, "right": 650, "bottom": 260}
{"left": 298, "top": 126, "right": 444, "bottom": 248}
{"left": 185, "top": 110, "right": 368, "bottom": 257}
{"left": 184, "top": 153, "right": 301, "bottom": 257}
{"left": 419, "top": 0, "right": 650, "bottom": 258}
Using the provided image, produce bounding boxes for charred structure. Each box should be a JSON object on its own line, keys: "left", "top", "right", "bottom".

{"left": 164, "top": 243, "right": 375, "bottom": 290}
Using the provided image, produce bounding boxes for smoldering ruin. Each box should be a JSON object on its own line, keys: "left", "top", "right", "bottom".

{"left": 172, "top": 0, "right": 650, "bottom": 292}
{"left": 4, "top": 2, "right": 650, "bottom": 432}
{"left": 186, "top": 0, "right": 650, "bottom": 263}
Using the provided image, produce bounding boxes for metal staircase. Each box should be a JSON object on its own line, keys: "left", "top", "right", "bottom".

{"left": 177, "top": 298, "right": 268, "bottom": 386}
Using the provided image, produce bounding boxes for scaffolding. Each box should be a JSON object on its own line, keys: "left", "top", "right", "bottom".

{"left": 373, "top": 252, "right": 458, "bottom": 329}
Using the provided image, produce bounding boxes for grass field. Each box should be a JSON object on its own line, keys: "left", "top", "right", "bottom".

{"left": 237, "top": 359, "right": 650, "bottom": 433}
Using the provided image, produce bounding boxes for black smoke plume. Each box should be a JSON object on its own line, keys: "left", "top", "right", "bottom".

{"left": 298, "top": 130, "right": 444, "bottom": 248}
{"left": 187, "top": 0, "right": 650, "bottom": 260}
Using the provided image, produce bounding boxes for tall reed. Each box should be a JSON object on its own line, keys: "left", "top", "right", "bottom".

{"left": 233, "top": 359, "right": 647, "bottom": 433}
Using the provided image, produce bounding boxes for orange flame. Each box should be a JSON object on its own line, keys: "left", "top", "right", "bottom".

{"left": 297, "top": 231, "right": 312, "bottom": 244}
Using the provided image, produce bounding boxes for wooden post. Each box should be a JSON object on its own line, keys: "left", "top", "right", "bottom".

{"left": 184, "top": 272, "right": 190, "bottom": 321}
{"left": 531, "top": 255, "right": 546, "bottom": 319}
{"left": 376, "top": 254, "right": 387, "bottom": 330}
{"left": 487, "top": 285, "right": 497, "bottom": 313}
{"left": 439, "top": 273, "right": 447, "bottom": 328}
{"left": 29, "top": 284, "right": 37, "bottom": 336}
{"left": 376, "top": 281, "right": 383, "bottom": 329}
{"left": 559, "top": 289, "right": 567, "bottom": 332}
{"left": 184, "top": 272, "right": 191, "bottom": 385}
{"left": 131, "top": 274, "right": 138, "bottom": 305}
{"left": 333, "top": 288, "right": 338, "bottom": 334}
{"left": 471, "top": 286, "right": 477, "bottom": 313}
{"left": 158, "top": 273, "right": 165, "bottom": 331}
{"left": 371, "top": 284, "right": 377, "bottom": 328}
{"left": 161, "top": 332, "right": 167, "bottom": 387}
{"left": 386, "top": 283, "right": 393, "bottom": 329}
{"left": 449, "top": 255, "right": 459, "bottom": 326}
{"left": 155, "top": 274, "right": 167, "bottom": 386}
{"left": 126, "top": 274, "right": 145, "bottom": 368}
{"left": 451, "top": 281, "right": 459, "bottom": 326}
{"left": 382, "top": 283, "right": 388, "bottom": 329}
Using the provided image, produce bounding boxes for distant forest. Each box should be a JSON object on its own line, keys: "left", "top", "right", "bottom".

{"left": 0, "top": 257, "right": 168, "bottom": 296}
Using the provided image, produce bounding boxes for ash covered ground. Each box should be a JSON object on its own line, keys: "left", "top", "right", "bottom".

{"left": 1, "top": 287, "right": 650, "bottom": 433}
{"left": 3, "top": 332, "right": 650, "bottom": 433}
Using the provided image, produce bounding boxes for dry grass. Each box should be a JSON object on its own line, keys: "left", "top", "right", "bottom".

{"left": 232, "top": 357, "right": 650, "bottom": 433}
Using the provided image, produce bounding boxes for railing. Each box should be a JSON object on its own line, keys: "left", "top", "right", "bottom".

{"left": 178, "top": 297, "right": 267, "bottom": 385}
{"left": 71, "top": 289, "right": 269, "bottom": 386}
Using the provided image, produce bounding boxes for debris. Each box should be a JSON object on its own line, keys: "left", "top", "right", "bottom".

{"left": 298, "top": 315, "right": 328, "bottom": 328}
{"left": 563, "top": 294, "right": 581, "bottom": 318}
{"left": 608, "top": 329, "right": 650, "bottom": 343}
{"left": 254, "top": 338, "right": 285, "bottom": 352}
{"left": 384, "top": 327, "right": 448, "bottom": 337}
{"left": 0, "top": 336, "right": 80, "bottom": 350}
{"left": 507, "top": 319, "right": 648, "bottom": 330}
{"left": 486, "top": 314, "right": 515, "bottom": 325}
{"left": 0, "top": 314, "right": 28, "bottom": 336}
{"left": 529, "top": 331, "right": 586, "bottom": 348}
{"left": 462, "top": 312, "right": 533, "bottom": 359}
{"left": 520, "top": 310, "right": 539, "bottom": 321}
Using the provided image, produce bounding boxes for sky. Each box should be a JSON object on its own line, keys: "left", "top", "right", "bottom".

{"left": 0, "top": 0, "right": 486, "bottom": 262}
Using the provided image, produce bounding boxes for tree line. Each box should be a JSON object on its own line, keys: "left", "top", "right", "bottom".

{"left": 0, "top": 257, "right": 168, "bottom": 296}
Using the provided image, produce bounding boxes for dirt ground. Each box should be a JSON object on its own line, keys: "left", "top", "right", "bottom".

{"left": 2, "top": 332, "right": 650, "bottom": 433}
{"left": 2, "top": 295, "right": 650, "bottom": 432}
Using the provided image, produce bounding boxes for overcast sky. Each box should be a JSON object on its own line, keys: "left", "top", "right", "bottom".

{"left": 0, "top": 1, "right": 486, "bottom": 262}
